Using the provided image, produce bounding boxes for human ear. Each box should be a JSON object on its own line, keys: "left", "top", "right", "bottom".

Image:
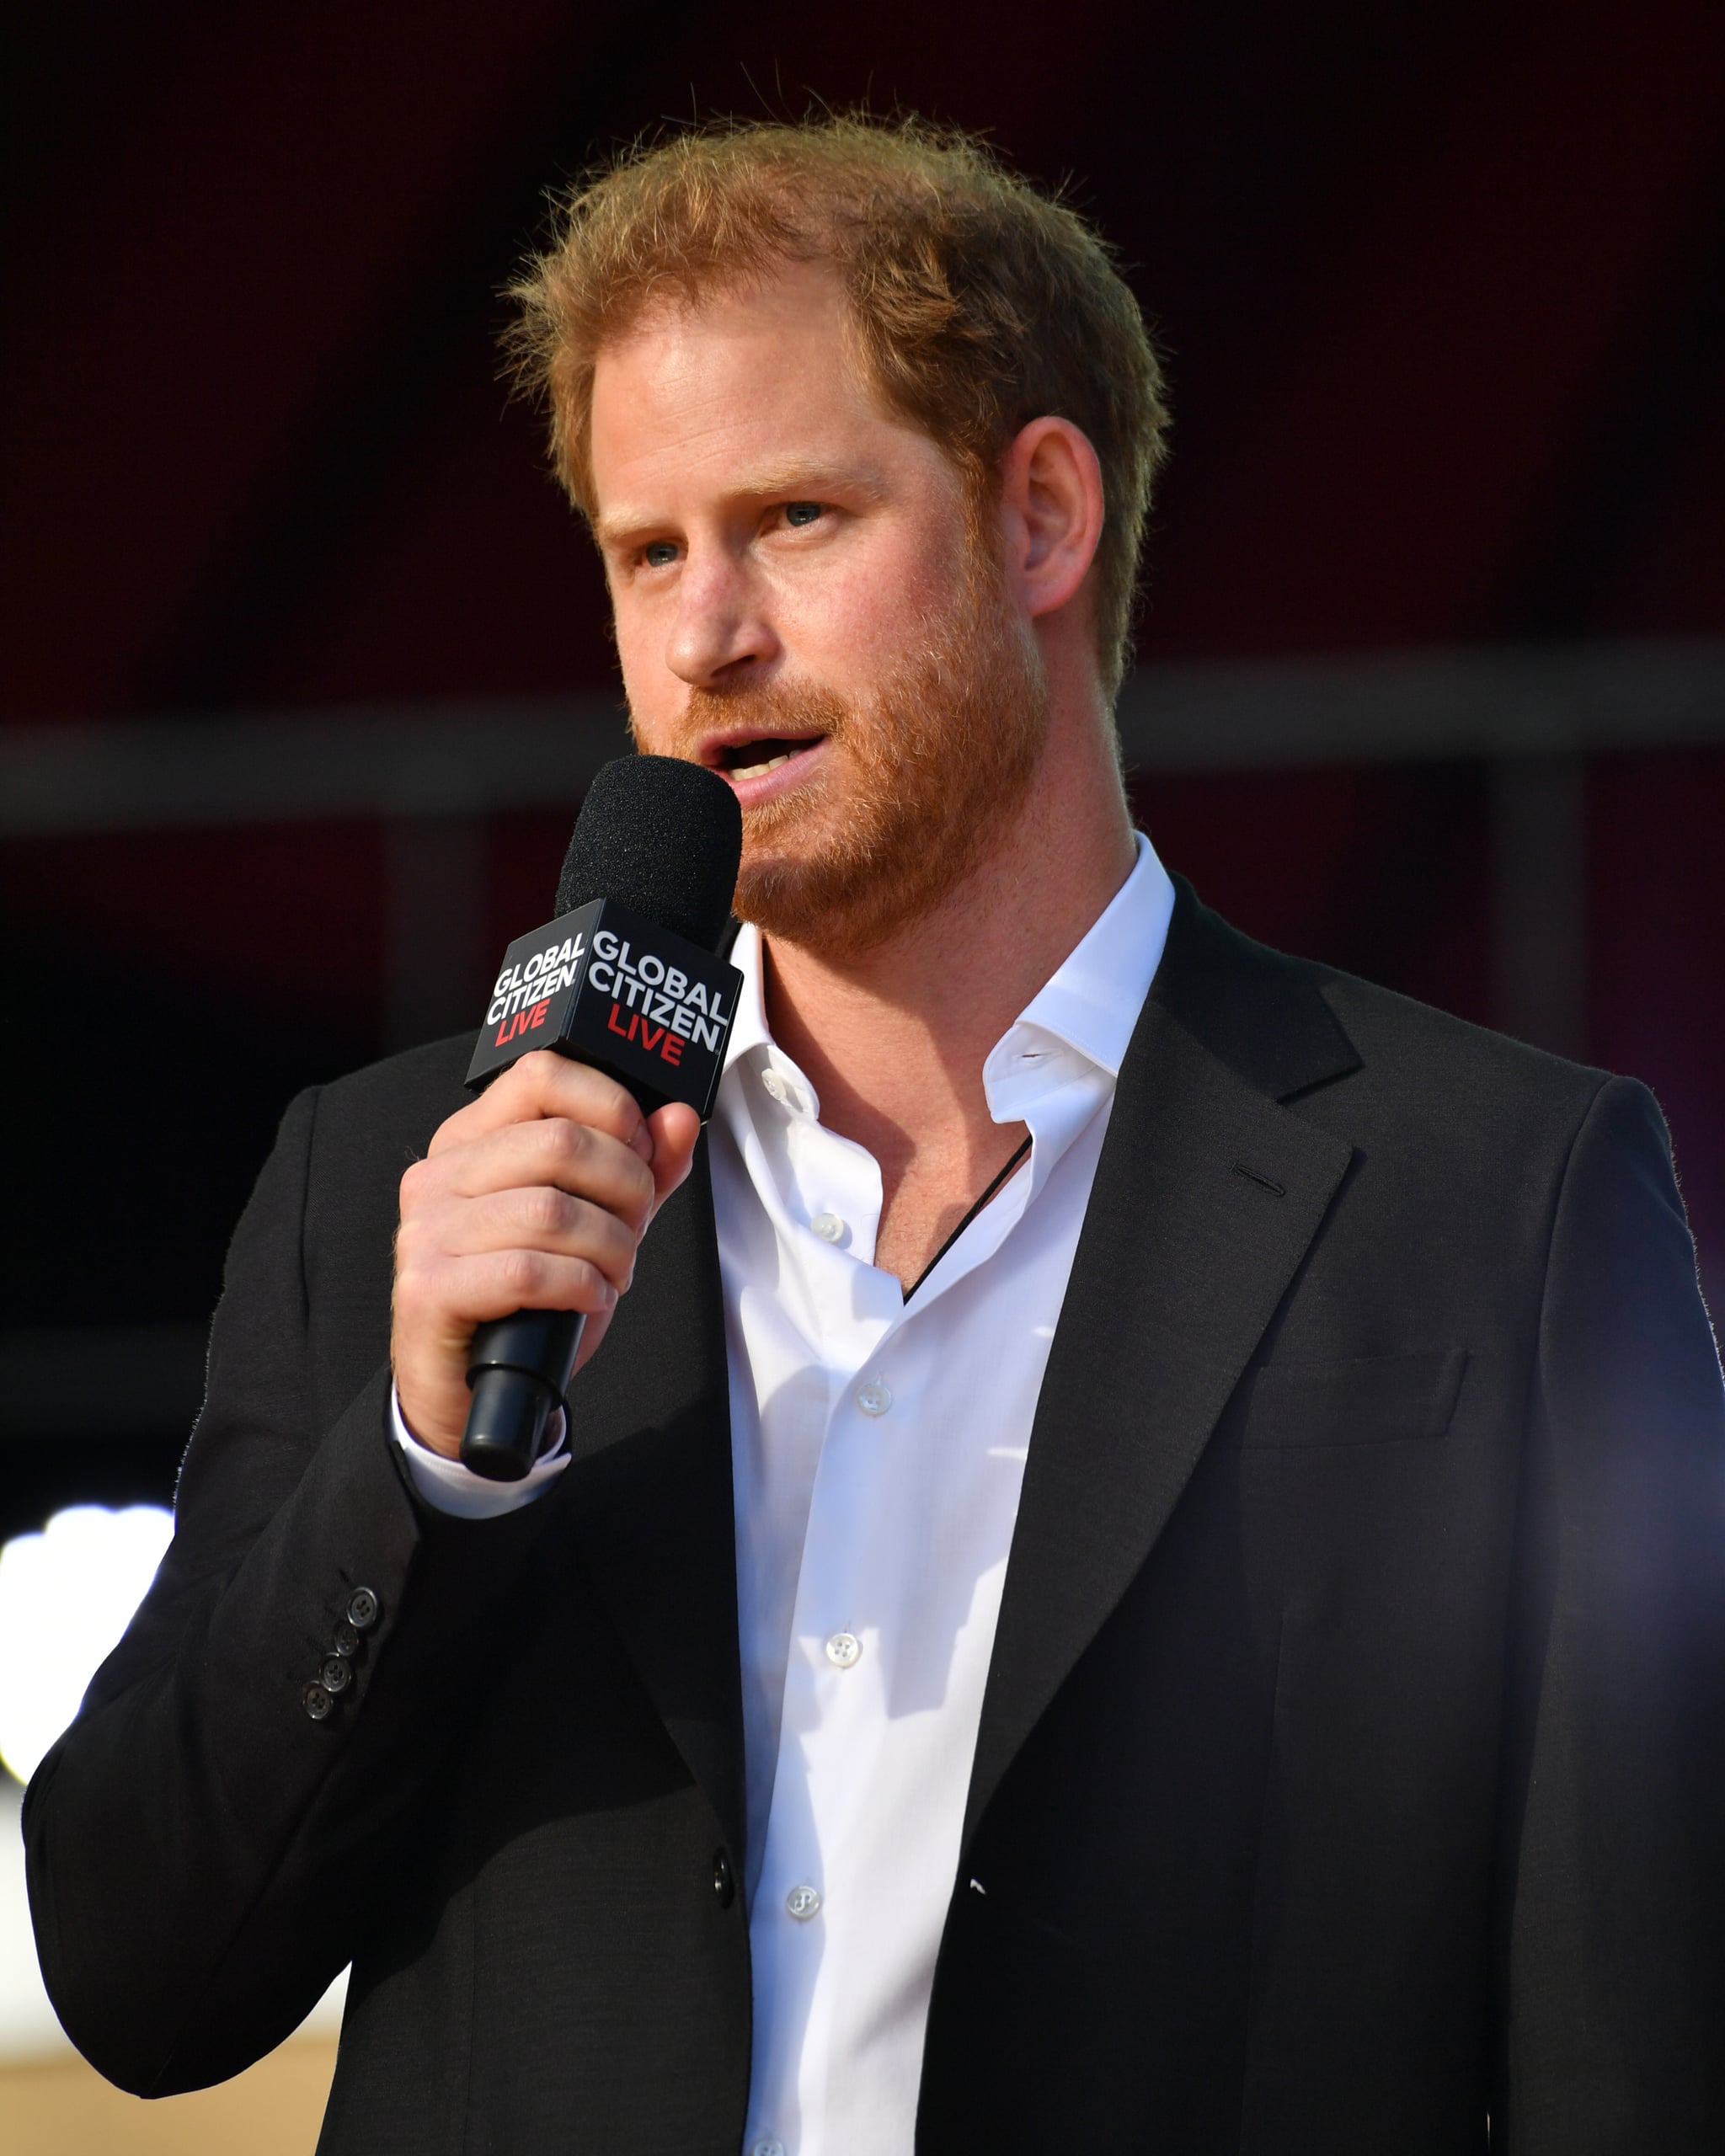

{"left": 996, "top": 417, "right": 1105, "bottom": 622}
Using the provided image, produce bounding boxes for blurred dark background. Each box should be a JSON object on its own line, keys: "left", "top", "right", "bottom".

{"left": 3, "top": 0, "right": 1722, "bottom": 1545}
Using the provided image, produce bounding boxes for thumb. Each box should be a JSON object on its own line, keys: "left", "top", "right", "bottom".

{"left": 644, "top": 1102, "right": 702, "bottom": 1209}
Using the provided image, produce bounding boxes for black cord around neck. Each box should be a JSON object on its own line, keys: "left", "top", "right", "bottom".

{"left": 902, "top": 1133, "right": 1033, "bottom": 1302}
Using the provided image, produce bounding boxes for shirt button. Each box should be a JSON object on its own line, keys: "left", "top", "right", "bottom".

{"left": 810, "top": 1211, "right": 844, "bottom": 1243}
{"left": 856, "top": 1378, "right": 893, "bottom": 1417}
{"left": 751, "top": 2140, "right": 786, "bottom": 2156}
{"left": 785, "top": 1883, "right": 822, "bottom": 1921}
{"left": 825, "top": 1630, "right": 862, "bottom": 1668}
{"left": 761, "top": 1069, "right": 788, "bottom": 1102}
{"left": 712, "top": 1849, "right": 735, "bottom": 1908}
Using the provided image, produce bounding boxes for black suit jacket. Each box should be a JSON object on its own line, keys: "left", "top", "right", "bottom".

{"left": 24, "top": 882, "right": 1725, "bottom": 2152}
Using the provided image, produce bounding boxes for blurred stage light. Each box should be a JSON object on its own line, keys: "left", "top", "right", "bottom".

{"left": 0, "top": 1505, "right": 174, "bottom": 1785}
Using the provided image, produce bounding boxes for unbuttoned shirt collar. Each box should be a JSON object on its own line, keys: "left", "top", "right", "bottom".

{"left": 718, "top": 830, "right": 1175, "bottom": 1310}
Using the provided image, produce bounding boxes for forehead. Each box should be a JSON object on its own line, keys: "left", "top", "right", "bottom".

{"left": 587, "top": 260, "right": 948, "bottom": 519}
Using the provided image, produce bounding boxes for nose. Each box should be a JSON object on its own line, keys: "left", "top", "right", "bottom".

{"left": 665, "top": 547, "right": 778, "bottom": 691}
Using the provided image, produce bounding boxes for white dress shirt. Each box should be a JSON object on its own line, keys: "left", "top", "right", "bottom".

{"left": 393, "top": 832, "right": 1175, "bottom": 2156}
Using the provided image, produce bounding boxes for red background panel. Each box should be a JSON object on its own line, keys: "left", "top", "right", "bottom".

{"left": 0, "top": 3, "right": 1719, "bottom": 1536}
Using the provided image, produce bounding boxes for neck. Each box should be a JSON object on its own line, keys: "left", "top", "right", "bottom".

{"left": 758, "top": 690, "right": 1135, "bottom": 1279}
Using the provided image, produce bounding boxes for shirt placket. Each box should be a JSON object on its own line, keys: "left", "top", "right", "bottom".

{"left": 749, "top": 1079, "right": 1071, "bottom": 2154}
{"left": 743, "top": 1075, "right": 899, "bottom": 2153}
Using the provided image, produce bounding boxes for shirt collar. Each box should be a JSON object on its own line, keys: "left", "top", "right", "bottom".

{"left": 723, "top": 926, "right": 774, "bottom": 1070}
{"left": 1001, "top": 830, "right": 1173, "bottom": 1081}
{"left": 722, "top": 828, "right": 1175, "bottom": 1097}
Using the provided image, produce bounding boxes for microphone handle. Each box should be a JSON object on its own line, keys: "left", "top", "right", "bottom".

{"left": 457, "top": 1033, "right": 679, "bottom": 1481}
{"left": 460, "top": 1309, "right": 587, "bottom": 1481}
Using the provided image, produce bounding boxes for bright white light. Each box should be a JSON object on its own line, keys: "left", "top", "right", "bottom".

{"left": 0, "top": 1505, "right": 174, "bottom": 1785}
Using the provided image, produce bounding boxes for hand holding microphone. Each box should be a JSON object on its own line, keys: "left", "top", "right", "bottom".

{"left": 390, "top": 755, "right": 743, "bottom": 1477}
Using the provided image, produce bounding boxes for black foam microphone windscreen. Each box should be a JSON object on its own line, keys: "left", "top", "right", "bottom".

{"left": 555, "top": 753, "right": 742, "bottom": 950}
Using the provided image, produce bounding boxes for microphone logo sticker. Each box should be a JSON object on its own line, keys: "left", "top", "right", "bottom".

{"left": 466, "top": 899, "right": 741, "bottom": 1119}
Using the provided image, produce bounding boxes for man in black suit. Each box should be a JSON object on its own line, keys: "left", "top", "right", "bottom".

{"left": 26, "top": 117, "right": 1725, "bottom": 2153}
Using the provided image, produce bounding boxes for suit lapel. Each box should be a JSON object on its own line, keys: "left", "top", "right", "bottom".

{"left": 963, "top": 885, "right": 1359, "bottom": 1847}
{"left": 557, "top": 1133, "right": 748, "bottom": 1865}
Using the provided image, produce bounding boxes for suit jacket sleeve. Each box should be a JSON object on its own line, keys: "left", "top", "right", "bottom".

{"left": 23, "top": 1082, "right": 563, "bottom": 2097}
{"left": 1498, "top": 1075, "right": 1725, "bottom": 2148}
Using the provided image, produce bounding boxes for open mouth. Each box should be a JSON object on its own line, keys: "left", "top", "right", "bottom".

{"left": 710, "top": 734, "right": 825, "bottom": 783}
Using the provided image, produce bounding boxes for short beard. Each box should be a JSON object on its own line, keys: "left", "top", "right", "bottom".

{"left": 634, "top": 558, "right": 1051, "bottom": 960}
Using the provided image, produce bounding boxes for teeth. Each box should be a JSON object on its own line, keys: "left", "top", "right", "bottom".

{"left": 730, "top": 751, "right": 793, "bottom": 781}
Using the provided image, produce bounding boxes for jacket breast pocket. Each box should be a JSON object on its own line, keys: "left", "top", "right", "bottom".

{"left": 1236, "top": 1348, "right": 1468, "bottom": 1448}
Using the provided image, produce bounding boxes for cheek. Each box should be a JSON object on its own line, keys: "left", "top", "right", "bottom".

{"left": 780, "top": 536, "right": 948, "bottom": 670}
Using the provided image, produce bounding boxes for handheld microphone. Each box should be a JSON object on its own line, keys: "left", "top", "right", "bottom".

{"left": 458, "top": 754, "right": 744, "bottom": 1481}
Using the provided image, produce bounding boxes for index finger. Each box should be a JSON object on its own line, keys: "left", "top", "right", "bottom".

{"left": 427, "top": 1049, "right": 649, "bottom": 1160}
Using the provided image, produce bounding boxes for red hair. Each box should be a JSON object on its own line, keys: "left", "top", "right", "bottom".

{"left": 505, "top": 115, "right": 1169, "bottom": 694}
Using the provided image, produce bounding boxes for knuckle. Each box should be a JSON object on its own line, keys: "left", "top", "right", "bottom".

{"left": 500, "top": 1049, "right": 552, "bottom": 1091}
{"left": 398, "top": 1156, "right": 434, "bottom": 1209}
{"left": 497, "top": 1249, "right": 544, "bottom": 1302}
{"left": 519, "top": 1185, "right": 572, "bottom": 1237}
{"left": 394, "top": 1204, "right": 435, "bottom": 1252}
{"left": 562, "top": 1067, "right": 638, "bottom": 1140}
{"left": 606, "top": 1090, "right": 647, "bottom": 1139}
{"left": 394, "top": 1217, "right": 450, "bottom": 1281}
{"left": 391, "top": 1265, "right": 435, "bottom": 1321}
{"left": 540, "top": 1118, "right": 589, "bottom": 1171}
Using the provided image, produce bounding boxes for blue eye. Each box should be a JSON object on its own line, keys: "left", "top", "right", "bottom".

{"left": 784, "top": 502, "right": 823, "bottom": 527}
{"left": 642, "top": 541, "right": 679, "bottom": 568}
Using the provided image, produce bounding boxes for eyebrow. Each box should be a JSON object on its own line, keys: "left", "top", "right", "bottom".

{"left": 594, "top": 461, "right": 892, "bottom": 547}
